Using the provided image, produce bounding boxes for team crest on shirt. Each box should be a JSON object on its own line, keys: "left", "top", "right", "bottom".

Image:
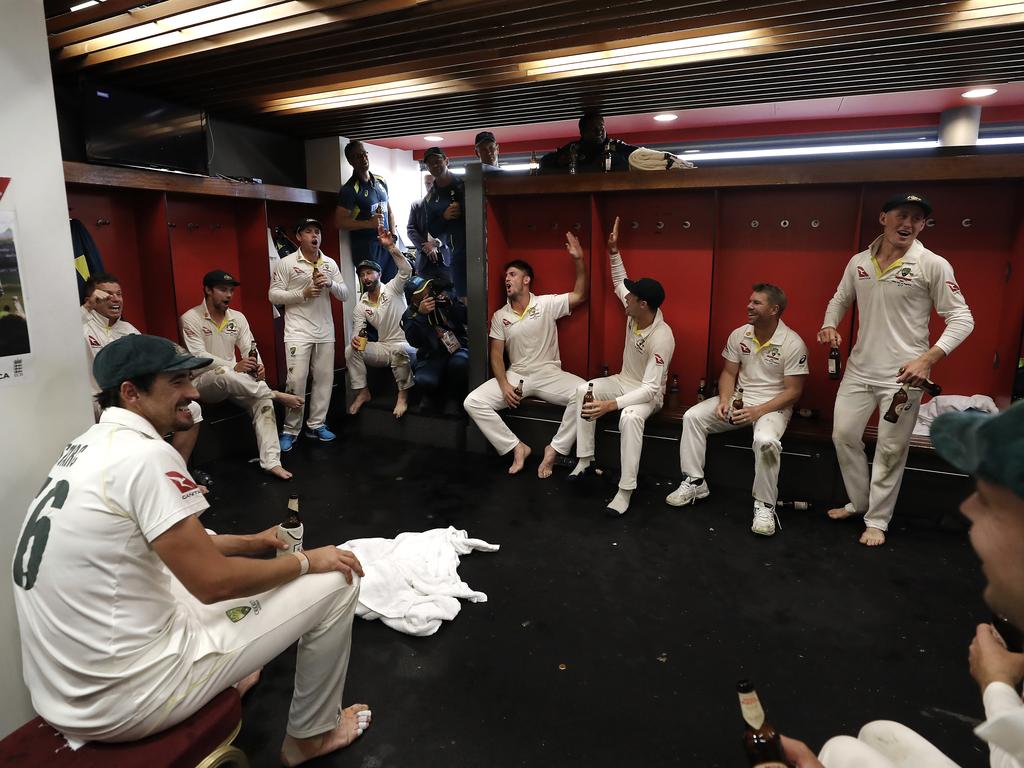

{"left": 224, "top": 321, "right": 238, "bottom": 335}
{"left": 946, "top": 280, "right": 961, "bottom": 294}
{"left": 165, "top": 471, "right": 201, "bottom": 497}
{"left": 763, "top": 346, "right": 782, "bottom": 365}
{"left": 634, "top": 336, "right": 647, "bottom": 353}
{"left": 527, "top": 306, "right": 540, "bottom": 319}
{"left": 857, "top": 266, "right": 871, "bottom": 279}
{"left": 654, "top": 353, "right": 664, "bottom": 365}
{"left": 894, "top": 268, "right": 915, "bottom": 284}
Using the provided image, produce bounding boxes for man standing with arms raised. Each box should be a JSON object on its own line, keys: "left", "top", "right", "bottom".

{"left": 818, "top": 194, "right": 974, "bottom": 546}
{"left": 463, "top": 233, "right": 588, "bottom": 475}
{"left": 555, "top": 217, "right": 675, "bottom": 515}
{"left": 269, "top": 219, "right": 350, "bottom": 451}
{"left": 335, "top": 140, "right": 399, "bottom": 283}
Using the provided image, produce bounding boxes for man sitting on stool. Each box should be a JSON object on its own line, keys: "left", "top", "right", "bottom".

{"left": 403, "top": 275, "right": 468, "bottom": 413}
{"left": 346, "top": 229, "right": 414, "bottom": 419}
{"left": 562, "top": 217, "right": 675, "bottom": 516}
{"left": 12, "top": 334, "right": 371, "bottom": 766}
{"left": 666, "top": 284, "right": 808, "bottom": 537}
{"left": 180, "top": 270, "right": 306, "bottom": 480}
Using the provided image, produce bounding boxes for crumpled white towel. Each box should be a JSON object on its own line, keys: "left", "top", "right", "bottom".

{"left": 914, "top": 394, "right": 998, "bottom": 436}
{"left": 339, "top": 527, "right": 499, "bottom": 637}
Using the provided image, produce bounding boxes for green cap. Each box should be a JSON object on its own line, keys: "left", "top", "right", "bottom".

{"left": 94, "top": 335, "right": 212, "bottom": 390}
{"left": 931, "top": 402, "right": 1024, "bottom": 500}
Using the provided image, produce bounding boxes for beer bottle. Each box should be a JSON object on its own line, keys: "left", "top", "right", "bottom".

{"left": 356, "top": 326, "right": 368, "bottom": 352}
{"left": 729, "top": 387, "right": 745, "bottom": 424}
{"left": 737, "top": 680, "right": 790, "bottom": 767}
{"left": 529, "top": 151, "right": 540, "bottom": 175}
{"left": 828, "top": 346, "right": 842, "bottom": 380}
{"left": 513, "top": 379, "right": 524, "bottom": 397}
{"left": 582, "top": 382, "right": 595, "bottom": 417}
{"left": 776, "top": 500, "right": 812, "bottom": 511}
{"left": 276, "top": 494, "right": 304, "bottom": 557}
{"left": 896, "top": 367, "right": 942, "bottom": 397}
{"left": 992, "top": 613, "right": 1023, "bottom": 653}
{"left": 697, "top": 378, "right": 707, "bottom": 401}
{"left": 600, "top": 364, "right": 610, "bottom": 377}
{"left": 883, "top": 385, "right": 909, "bottom": 423}
{"left": 603, "top": 141, "right": 613, "bottom": 172}
{"left": 247, "top": 340, "right": 259, "bottom": 379}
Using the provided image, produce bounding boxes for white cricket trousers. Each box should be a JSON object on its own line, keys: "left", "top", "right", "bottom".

{"left": 344, "top": 340, "right": 414, "bottom": 391}
{"left": 817, "top": 720, "right": 959, "bottom": 768}
{"left": 283, "top": 341, "right": 335, "bottom": 435}
{"left": 678, "top": 396, "right": 792, "bottom": 505}
{"left": 569, "top": 375, "right": 658, "bottom": 490}
{"left": 195, "top": 368, "right": 281, "bottom": 470}
{"left": 74, "top": 571, "right": 361, "bottom": 743}
{"left": 464, "top": 366, "right": 584, "bottom": 455}
{"left": 832, "top": 377, "right": 924, "bottom": 532}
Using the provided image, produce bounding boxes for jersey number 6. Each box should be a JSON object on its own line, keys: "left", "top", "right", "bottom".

{"left": 13, "top": 477, "right": 69, "bottom": 591}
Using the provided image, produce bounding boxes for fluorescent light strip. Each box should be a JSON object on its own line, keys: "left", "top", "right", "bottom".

{"left": 977, "top": 136, "right": 1024, "bottom": 145}
{"left": 264, "top": 80, "right": 464, "bottom": 113}
{"left": 69, "top": 0, "right": 99, "bottom": 11}
{"left": 690, "top": 140, "right": 940, "bottom": 161}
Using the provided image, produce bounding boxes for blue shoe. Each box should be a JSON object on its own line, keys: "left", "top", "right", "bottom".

{"left": 280, "top": 433, "right": 298, "bottom": 452}
{"left": 304, "top": 425, "right": 336, "bottom": 442}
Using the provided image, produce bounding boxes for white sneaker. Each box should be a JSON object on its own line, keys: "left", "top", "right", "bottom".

{"left": 665, "top": 479, "right": 710, "bottom": 507}
{"left": 751, "top": 500, "right": 779, "bottom": 536}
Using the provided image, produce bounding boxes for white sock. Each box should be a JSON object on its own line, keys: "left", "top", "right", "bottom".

{"left": 607, "top": 487, "right": 632, "bottom": 514}
{"left": 569, "top": 457, "right": 594, "bottom": 477}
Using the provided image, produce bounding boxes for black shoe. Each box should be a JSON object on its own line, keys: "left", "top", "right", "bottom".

{"left": 191, "top": 468, "right": 214, "bottom": 489}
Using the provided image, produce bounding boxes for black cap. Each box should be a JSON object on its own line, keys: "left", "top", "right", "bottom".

{"left": 424, "top": 146, "right": 447, "bottom": 160}
{"left": 203, "top": 269, "right": 240, "bottom": 288}
{"left": 882, "top": 193, "right": 932, "bottom": 217}
{"left": 474, "top": 131, "right": 496, "bottom": 146}
{"left": 295, "top": 218, "right": 323, "bottom": 235}
{"left": 623, "top": 277, "right": 665, "bottom": 310}
{"left": 356, "top": 259, "right": 382, "bottom": 274}
{"left": 94, "top": 335, "right": 212, "bottom": 390}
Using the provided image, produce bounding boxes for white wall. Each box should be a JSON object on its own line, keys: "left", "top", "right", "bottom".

{"left": 0, "top": 0, "right": 96, "bottom": 737}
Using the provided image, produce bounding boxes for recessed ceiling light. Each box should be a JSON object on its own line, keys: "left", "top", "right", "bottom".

{"left": 424, "top": 135, "right": 443, "bottom": 142}
{"left": 962, "top": 87, "right": 998, "bottom": 98}
{"left": 654, "top": 113, "right": 678, "bottom": 122}
{"left": 684, "top": 149, "right": 701, "bottom": 154}
{"left": 70, "top": 0, "right": 100, "bottom": 10}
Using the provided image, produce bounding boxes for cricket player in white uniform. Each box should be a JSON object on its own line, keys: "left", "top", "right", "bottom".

{"left": 345, "top": 229, "right": 414, "bottom": 419}
{"left": 559, "top": 217, "right": 675, "bottom": 515}
{"left": 269, "top": 218, "right": 350, "bottom": 451}
{"left": 464, "top": 233, "right": 588, "bottom": 475}
{"left": 81, "top": 272, "right": 205, "bottom": 472}
{"left": 819, "top": 193, "right": 974, "bottom": 546}
{"left": 181, "top": 270, "right": 306, "bottom": 480}
{"left": 12, "top": 334, "right": 372, "bottom": 766}
{"left": 667, "top": 284, "right": 809, "bottom": 536}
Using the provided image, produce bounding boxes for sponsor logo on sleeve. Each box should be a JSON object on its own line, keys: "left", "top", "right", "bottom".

{"left": 739, "top": 342, "right": 751, "bottom": 354}
{"left": 654, "top": 353, "right": 664, "bottom": 365}
{"left": 502, "top": 318, "right": 512, "bottom": 327}
{"left": 857, "top": 266, "right": 871, "bottom": 279}
{"left": 87, "top": 334, "right": 101, "bottom": 348}
{"left": 798, "top": 354, "right": 807, "bottom": 365}
{"left": 946, "top": 280, "right": 961, "bottom": 294}
{"left": 165, "top": 471, "right": 201, "bottom": 497}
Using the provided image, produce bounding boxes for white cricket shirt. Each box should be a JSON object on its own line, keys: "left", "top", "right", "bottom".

{"left": 82, "top": 310, "right": 141, "bottom": 395}
{"left": 489, "top": 293, "right": 571, "bottom": 375}
{"left": 269, "top": 250, "right": 349, "bottom": 343}
{"left": 180, "top": 303, "right": 262, "bottom": 373}
{"left": 722, "top": 320, "right": 809, "bottom": 406}
{"left": 351, "top": 261, "right": 412, "bottom": 345}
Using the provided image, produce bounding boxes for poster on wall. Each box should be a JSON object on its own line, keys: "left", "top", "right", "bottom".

{"left": 0, "top": 209, "right": 32, "bottom": 384}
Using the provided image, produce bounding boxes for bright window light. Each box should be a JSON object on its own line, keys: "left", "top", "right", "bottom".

{"left": 424, "top": 135, "right": 443, "bottom": 142}
{"left": 70, "top": 0, "right": 99, "bottom": 10}
{"left": 654, "top": 113, "right": 678, "bottom": 122}
{"left": 962, "top": 87, "right": 998, "bottom": 98}
{"left": 977, "top": 136, "right": 1024, "bottom": 145}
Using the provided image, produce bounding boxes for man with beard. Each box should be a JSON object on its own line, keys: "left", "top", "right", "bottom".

{"left": 336, "top": 140, "right": 399, "bottom": 283}
{"left": 269, "top": 219, "right": 350, "bottom": 451}
{"left": 818, "top": 194, "right": 974, "bottom": 546}
{"left": 540, "top": 111, "right": 637, "bottom": 174}
{"left": 666, "top": 284, "right": 809, "bottom": 537}
{"left": 463, "top": 233, "right": 588, "bottom": 475}
{"left": 346, "top": 229, "right": 414, "bottom": 419}
{"left": 180, "top": 270, "right": 306, "bottom": 480}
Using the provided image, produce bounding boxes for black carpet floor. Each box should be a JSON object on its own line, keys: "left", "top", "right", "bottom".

{"left": 199, "top": 433, "right": 989, "bottom": 768}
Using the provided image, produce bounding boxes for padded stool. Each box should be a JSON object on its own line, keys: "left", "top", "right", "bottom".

{"left": 0, "top": 688, "right": 248, "bottom": 768}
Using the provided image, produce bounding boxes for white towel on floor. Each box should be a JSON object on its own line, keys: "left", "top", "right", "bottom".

{"left": 339, "top": 527, "right": 499, "bottom": 636}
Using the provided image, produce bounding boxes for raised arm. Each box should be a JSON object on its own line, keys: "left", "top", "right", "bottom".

{"left": 565, "top": 231, "right": 589, "bottom": 310}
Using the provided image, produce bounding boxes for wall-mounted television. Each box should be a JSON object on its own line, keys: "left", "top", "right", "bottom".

{"left": 83, "top": 85, "right": 209, "bottom": 175}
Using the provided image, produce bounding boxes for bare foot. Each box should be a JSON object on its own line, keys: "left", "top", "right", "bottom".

{"left": 537, "top": 444, "right": 559, "bottom": 479}
{"left": 234, "top": 667, "right": 261, "bottom": 698}
{"left": 828, "top": 504, "right": 859, "bottom": 520}
{"left": 508, "top": 442, "right": 531, "bottom": 475}
{"left": 198, "top": 485, "right": 209, "bottom": 495}
{"left": 280, "top": 704, "right": 372, "bottom": 767}
{"left": 860, "top": 528, "right": 886, "bottom": 547}
{"left": 275, "top": 391, "right": 305, "bottom": 410}
{"left": 267, "top": 465, "right": 293, "bottom": 480}
{"left": 348, "top": 389, "right": 371, "bottom": 415}
{"left": 394, "top": 390, "right": 408, "bottom": 419}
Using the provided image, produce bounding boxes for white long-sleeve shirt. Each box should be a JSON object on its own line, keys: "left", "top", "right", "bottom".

{"left": 268, "top": 250, "right": 349, "bottom": 343}
{"left": 822, "top": 236, "right": 974, "bottom": 387}
{"left": 608, "top": 252, "right": 675, "bottom": 409}
{"left": 179, "top": 303, "right": 262, "bottom": 373}
{"left": 82, "top": 310, "right": 140, "bottom": 395}
{"left": 976, "top": 682, "right": 1024, "bottom": 768}
{"left": 351, "top": 256, "right": 412, "bottom": 345}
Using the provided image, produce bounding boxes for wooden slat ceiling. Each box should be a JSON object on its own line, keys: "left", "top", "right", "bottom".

{"left": 45, "top": 0, "right": 1024, "bottom": 141}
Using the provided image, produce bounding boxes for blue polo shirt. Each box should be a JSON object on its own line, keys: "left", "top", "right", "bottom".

{"left": 338, "top": 172, "right": 391, "bottom": 264}
{"left": 424, "top": 176, "right": 467, "bottom": 294}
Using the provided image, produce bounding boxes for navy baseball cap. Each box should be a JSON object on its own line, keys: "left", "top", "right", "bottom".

{"left": 623, "top": 277, "right": 666, "bottom": 310}
{"left": 295, "top": 218, "right": 323, "bottom": 235}
{"left": 882, "top": 193, "right": 932, "bottom": 217}
{"left": 931, "top": 403, "right": 1024, "bottom": 500}
{"left": 424, "top": 146, "right": 447, "bottom": 160}
{"left": 203, "top": 269, "right": 240, "bottom": 288}
{"left": 94, "top": 335, "right": 211, "bottom": 390}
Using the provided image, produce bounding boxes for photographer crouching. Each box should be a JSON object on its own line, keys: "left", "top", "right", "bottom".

{"left": 402, "top": 276, "right": 469, "bottom": 413}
